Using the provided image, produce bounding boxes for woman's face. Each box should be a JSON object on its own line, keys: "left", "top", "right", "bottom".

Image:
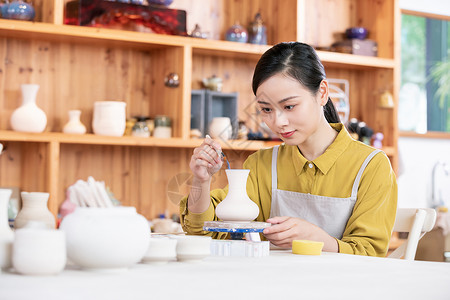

{"left": 255, "top": 73, "right": 328, "bottom": 146}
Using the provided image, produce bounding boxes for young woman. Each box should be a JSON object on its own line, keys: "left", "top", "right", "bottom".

{"left": 179, "top": 42, "right": 397, "bottom": 256}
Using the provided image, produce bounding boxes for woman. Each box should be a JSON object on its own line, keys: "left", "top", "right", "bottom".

{"left": 179, "top": 42, "right": 397, "bottom": 256}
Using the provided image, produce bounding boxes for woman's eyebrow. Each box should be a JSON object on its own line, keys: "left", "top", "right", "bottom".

{"left": 256, "top": 96, "right": 299, "bottom": 105}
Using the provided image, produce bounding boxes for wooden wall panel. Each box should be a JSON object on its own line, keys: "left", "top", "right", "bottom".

{"left": 303, "top": 0, "right": 356, "bottom": 47}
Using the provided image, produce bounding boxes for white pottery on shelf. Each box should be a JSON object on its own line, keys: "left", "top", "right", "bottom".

{"left": 92, "top": 101, "right": 126, "bottom": 136}
{"left": 175, "top": 235, "right": 211, "bottom": 262}
{"left": 10, "top": 84, "right": 47, "bottom": 133}
{"left": 63, "top": 110, "right": 86, "bottom": 134}
{"left": 14, "top": 192, "right": 55, "bottom": 230}
{"left": 59, "top": 206, "right": 150, "bottom": 271}
{"left": 209, "top": 117, "right": 232, "bottom": 141}
{"left": 0, "top": 189, "right": 14, "bottom": 271}
{"left": 12, "top": 222, "right": 66, "bottom": 276}
{"left": 215, "top": 169, "right": 259, "bottom": 222}
{"left": 142, "top": 237, "right": 177, "bottom": 265}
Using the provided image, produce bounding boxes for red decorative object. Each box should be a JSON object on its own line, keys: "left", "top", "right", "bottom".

{"left": 64, "top": 0, "right": 187, "bottom": 36}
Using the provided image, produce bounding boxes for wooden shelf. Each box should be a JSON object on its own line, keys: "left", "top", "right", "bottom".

{"left": 0, "top": 130, "right": 278, "bottom": 151}
{"left": 0, "top": 19, "right": 395, "bottom": 69}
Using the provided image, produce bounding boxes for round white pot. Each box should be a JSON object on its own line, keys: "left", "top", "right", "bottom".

{"left": 92, "top": 101, "right": 126, "bottom": 136}
{"left": 59, "top": 207, "right": 150, "bottom": 271}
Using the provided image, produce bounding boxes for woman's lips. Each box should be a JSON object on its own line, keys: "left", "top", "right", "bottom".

{"left": 280, "top": 131, "right": 295, "bottom": 138}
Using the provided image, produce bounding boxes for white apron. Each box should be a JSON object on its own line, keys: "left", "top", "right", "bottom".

{"left": 269, "top": 145, "right": 381, "bottom": 239}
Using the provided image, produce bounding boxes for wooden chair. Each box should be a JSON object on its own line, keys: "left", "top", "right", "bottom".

{"left": 388, "top": 208, "right": 437, "bottom": 261}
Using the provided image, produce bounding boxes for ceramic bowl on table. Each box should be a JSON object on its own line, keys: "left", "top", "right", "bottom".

{"left": 174, "top": 235, "right": 211, "bottom": 262}
{"left": 141, "top": 236, "right": 177, "bottom": 265}
{"left": 345, "top": 27, "right": 368, "bottom": 40}
{"left": 59, "top": 206, "right": 150, "bottom": 272}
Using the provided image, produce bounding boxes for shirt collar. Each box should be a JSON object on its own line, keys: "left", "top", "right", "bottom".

{"left": 290, "top": 123, "right": 353, "bottom": 175}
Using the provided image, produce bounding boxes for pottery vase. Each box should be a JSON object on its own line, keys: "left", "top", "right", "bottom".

{"left": 59, "top": 206, "right": 150, "bottom": 271}
{"left": 0, "top": 189, "right": 13, "bottom": 271}
{"left": 92, "top": 101, "right": 127, "bottom": 136}
{"left": 209, "top": 117, "right": 232, "bottom": 141}
{"left": 12, "top": 222, "right": 66, "bottom": 276}
{"left": 10, "top": 84, "right": 47, "bottom": 133}
{"left": 215, "top": 169, "right": 259, "bottom": 221}
{"left": 14, "top": 192, "right": 55, "bottom": 230}
{"left": 63, "top": 110, "right": 86, "bottom": 134}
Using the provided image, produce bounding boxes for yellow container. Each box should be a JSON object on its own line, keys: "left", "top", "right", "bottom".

{"left": 292, "top": 240, "right": 324, "bottom": 255}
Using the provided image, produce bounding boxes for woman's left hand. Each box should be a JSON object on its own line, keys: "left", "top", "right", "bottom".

{"left": 263, "top": 216, "right": 338, "bottom": 252}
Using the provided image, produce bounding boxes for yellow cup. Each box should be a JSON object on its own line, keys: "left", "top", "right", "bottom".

{"left": 292, "top": 240, "right": 324, "bottom": 255}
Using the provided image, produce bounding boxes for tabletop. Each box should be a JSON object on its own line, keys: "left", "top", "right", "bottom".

{"left": 1, "top": 251, "right": 450, "bottom": 300}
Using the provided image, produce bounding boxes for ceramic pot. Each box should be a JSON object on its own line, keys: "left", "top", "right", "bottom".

{"left": 215, "top": 169, "right": 259, "bottom": 222}
{"left": 0, "top": 189, "right": 13, "bottom": 271}
{"left": 92, "top": 101, "right": 126, "bottom": 136}
{"left": 175, "top": 235, "right": 211, "bottom": 262}
{"left": 209, "top": 117, "right": 232, "bottom": 141}
{"left": 4, "top": 0, "right": 35, "bottom": 20}
{"left": 225, "top": 22, "right": 248, "bottom": 43}
{"left": 10, "top": 84, "right": 47, "bottom": 133}
{"left": 12, "top": 223, "right": 66, "bottom": 276}
{"left": 14, "top": 192, "right": 55, "bottom": 230}
{"left": 59, "top": 207, "right": 150, "bottom": 271}
{"left": 63, "top": 110, "right": 86, "bottom": 134}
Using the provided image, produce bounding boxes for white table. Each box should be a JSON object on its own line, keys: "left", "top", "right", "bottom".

{"left": 1, "top": 251, "right": 450, "bottom": 300}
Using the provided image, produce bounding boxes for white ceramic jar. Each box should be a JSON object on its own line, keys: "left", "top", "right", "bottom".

{"left": 215, "top": 169, "right": 259, "bottom": 222}
{"left": 92, "top": 101, "right": 126, "bottom": 136}
{"left": 12, "top": 223, "right": 66, "bottom": 276}
{"left": 59, "top": 206, "right": 150, "bottom": 271}
{"left": 10, "top": 84, "right": 47, "bottom": 133}
{"left": 209, "top": 117, "right": 232, "bottom": 141}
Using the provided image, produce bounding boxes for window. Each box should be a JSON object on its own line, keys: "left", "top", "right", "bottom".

{"left": 399, "top": 12, "right": 450, "bottom": 133}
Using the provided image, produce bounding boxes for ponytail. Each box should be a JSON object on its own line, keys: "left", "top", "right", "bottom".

{"left": 323, "top": 97, "right": 341, "bottom": 123}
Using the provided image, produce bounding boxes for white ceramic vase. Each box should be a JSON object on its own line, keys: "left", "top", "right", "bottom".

{"left": 12, "top": 223, "right": 66, "bottom": 276}
{"left": 59, "top": 206, "right": 150, "bottom": 271}
{"left": 209, "top": 117, "right": 232, "bottom": 141}
{"left": 215, "top": 169, "right": 259, "bottom": 222}
{"left": 0, "top": 189, "right": 14, "bottom": 271}
{"left": 14, "top": 192, "right": 55, "bottom": 230}
{"left": 10, "top": 84, "right": 47, "bottom": 133}
{"left": 63, "top": 110, "right": 86, "bottom": 134}
{"left": 92, "top": 101, "right": 126, "bottom": 136}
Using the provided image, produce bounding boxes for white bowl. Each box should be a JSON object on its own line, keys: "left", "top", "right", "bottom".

{"left": 13, "top": 227, "right": 66, "bottom": 276}
{"left": 175, "top": 236, "right": 211, "bottom": 262}
{"left": 142, "top": 237, "right": 177, "bottom": 265}
{"left": 59, "top": 207, "right": 150, "bottom": 271}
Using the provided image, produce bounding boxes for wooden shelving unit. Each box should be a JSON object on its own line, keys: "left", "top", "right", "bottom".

{"left": 0, "top": 0, "right": 400, "bottom": 220}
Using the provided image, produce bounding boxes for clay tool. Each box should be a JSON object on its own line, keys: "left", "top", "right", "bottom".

{"left": 206, "top": 135, "right": 230, "bottom": 169}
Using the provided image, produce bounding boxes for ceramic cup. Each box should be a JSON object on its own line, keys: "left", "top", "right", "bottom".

{"left": 142, "top": 237, "right": 177, "bottom": 264}
{"left": 12, "top": 223, "right": 66, "bottom": 276}
{"left": 175, "top": 235, "right": 211, "bottom": 262}
{"left": 209, "top": 117, "right": 232, "bottom": 141}
{"left": 92, "top": 101, "right": 126, "bottom": 137}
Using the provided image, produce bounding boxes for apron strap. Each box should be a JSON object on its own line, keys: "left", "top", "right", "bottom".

{"left": 271, "top": 145, "right": 280, "bottom": 191}
{"left": 351, "top": 149, "right": 382, "bottom": 199}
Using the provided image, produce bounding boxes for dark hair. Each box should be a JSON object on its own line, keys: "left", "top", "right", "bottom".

{"left": 252, "top": 42, "right": 341, "bottom": 123}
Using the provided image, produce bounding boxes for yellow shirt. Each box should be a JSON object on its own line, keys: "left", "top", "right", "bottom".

{"left": 180, "top": 123, "right": 398, "bottom": 257}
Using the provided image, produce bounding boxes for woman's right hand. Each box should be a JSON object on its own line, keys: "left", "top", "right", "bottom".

{"left": 189, "top": 135, "right": 223, "bottom": 182}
